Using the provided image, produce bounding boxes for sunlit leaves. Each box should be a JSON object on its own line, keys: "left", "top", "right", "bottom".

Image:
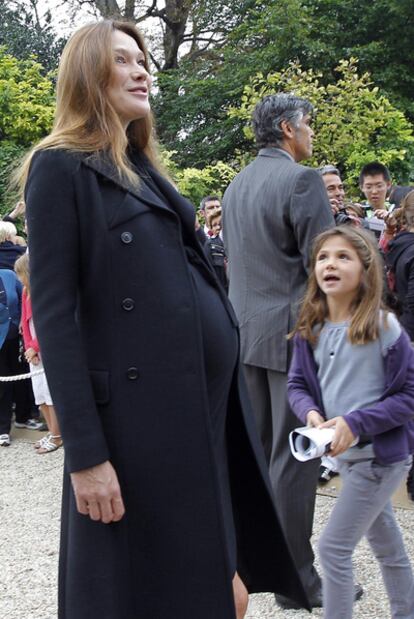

{"left": 229, "top": 58, "right": 414, "bottom": 192}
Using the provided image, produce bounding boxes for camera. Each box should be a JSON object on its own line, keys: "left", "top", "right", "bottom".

{"left": 334, "top": 207, "right": 353, "bottom": 225}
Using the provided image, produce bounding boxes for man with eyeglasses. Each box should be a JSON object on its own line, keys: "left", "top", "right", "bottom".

{"left": 359, "top": 162, "right": 393, "bottom": 236}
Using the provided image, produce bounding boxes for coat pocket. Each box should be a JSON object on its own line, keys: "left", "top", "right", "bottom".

{"left": 89, "top": 370, "right": 110, "bottom": 405}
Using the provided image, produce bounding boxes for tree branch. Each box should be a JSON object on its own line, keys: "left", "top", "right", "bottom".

{"left": 182, "top": 34, "right": 224, "bottom": 44}
{"left": 91, "top": 0, "right": 120, "bottom": 18}
{"left": 27, "top": 0, "right": 42, "bottom": 29}
{"left": 124, "top": 0, "right": 135, "bottom": 19}
{"left": 148, "top": 50, "right": 161, "bottom": 71}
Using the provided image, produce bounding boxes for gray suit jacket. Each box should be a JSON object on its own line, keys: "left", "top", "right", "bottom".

{"left": 222, "top": 147, "right": 334, "bottom": 373}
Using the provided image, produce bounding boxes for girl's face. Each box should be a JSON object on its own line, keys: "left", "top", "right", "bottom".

{"left": 315, "top": 236, "right": 363, "bottom": 305}
{"left": 107, "top": 30, "right": 152, "bottom": 128}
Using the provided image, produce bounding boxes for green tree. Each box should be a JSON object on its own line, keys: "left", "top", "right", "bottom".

{"left": 11, "top": 0, "right": 413, "bottom": 171}
{"left": 303, "top": 0, "right": 414, "bottom": 118}
{"left": 61, "top": 0, "right": 242, "bottom": 71}
{"left": 0, "top": 0, "right": 64, "bottom": 72}
{"left": 161, "top": 149, "right": 236, "bottom": 207}
{"left": 0, "top": 47, "right": 55, "bottom": 213}
{"left": 154, "top": 0, "right": 311, "bottom": 168}
{"left": 154, "top": 0, "right": 414, "bottom": 168}
{"left": 229, "top": 59, "right": 414, "bottom": 192}
{"left": 175, "top": 161, "right": 237, "bottom": 208}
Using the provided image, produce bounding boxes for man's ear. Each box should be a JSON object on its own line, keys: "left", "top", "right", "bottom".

{"left": 280, "top": 119, "right": 294, "bottom": 140}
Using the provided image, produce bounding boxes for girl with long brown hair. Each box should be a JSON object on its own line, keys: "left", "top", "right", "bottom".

{"left": 288, "top": 225, "right": 414, "bottom": 619}
{"left": 20, "top": 19, "right": 306, "bottom": 619}
{"left": 14, "top": 253, "right": 62, "bottom": 453}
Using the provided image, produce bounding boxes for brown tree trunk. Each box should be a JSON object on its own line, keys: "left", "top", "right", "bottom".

{"left": 92, "top": 0, "right": 121, "bottom": 18}
{"left": 162, "top": 0, "right": 192, "bottom": 70}
{"left": 73, "top": 0, "right": 193, "bottom": 70}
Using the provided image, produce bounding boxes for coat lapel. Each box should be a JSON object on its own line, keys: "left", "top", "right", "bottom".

{"left": 145, "top": 166, "right": 197, "bottom": 241}
{"left": 82, "top": 151, "right": 198, "bottom": 244}
{"left": 82, "top": 152, "right": 172, "bottom": 222}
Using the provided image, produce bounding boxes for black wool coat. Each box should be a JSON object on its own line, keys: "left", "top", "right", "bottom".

{"left": 386, "top": 231, "right": 414, "bottom": 340}
{"left": 25, "top": 148, "right": 309, "bottom": 619}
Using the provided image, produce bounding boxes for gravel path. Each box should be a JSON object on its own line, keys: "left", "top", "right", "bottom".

{"left": 1, "top": 436, "right": 413, "bottom": 618}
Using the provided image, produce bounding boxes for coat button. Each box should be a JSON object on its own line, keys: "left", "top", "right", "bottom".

{"left": 126, "top": 367, "right": 139, "bottom": 380}
{"left": 121, "top": 231, "right": 133, "bottom": 244}
{"left": 121, "top": 298, "right": 135, "bottom": 311}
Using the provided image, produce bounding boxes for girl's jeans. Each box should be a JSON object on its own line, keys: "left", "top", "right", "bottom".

{"left": 319, "top": 456, "right": 414, "bottom": 619}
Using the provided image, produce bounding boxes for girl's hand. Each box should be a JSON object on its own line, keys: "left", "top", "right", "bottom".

{"left": 25, "top": 348, "right": 39, "bottom": 364}
{"left": 320, "top": 416, "right": 356, "bottom": 456}
{"left": 306, "top": 410, "right": 325, "bottom": 427}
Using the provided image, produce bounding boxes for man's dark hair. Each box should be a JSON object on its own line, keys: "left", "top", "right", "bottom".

{"left": 200, "top": 195, "right": 220, "bottom": 211}
{"left": 252, "top": 93, "right": 313, "bottom": 149}
{"left": 359, "top": 162, "right": 391, "bottom": 186}
{"left": 318, "top": 164, "right": 341, "bottom": 178}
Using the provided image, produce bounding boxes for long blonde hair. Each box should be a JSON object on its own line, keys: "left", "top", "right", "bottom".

{"left": 14, "top": 253, "right": 30, "bottom": 295}
{"left": 290, "top": 226, "right": 385, "bottom": 345}
{"left": 15, "top": 20, "right": 161, "bottom": 190}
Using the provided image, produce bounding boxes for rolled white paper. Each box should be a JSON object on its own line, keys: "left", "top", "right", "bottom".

{"left": 289, "top": 425, "right": 358, "bottom": 462}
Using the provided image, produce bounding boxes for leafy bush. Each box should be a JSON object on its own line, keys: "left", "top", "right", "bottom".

{"left": 161, "top": 149, "right": 237, "bottom": 208}
{"left": 229, "top": 59, "right": 414, "bottom": 194}
{"left": 0, "top": 47, "right": 54, "bottom": 213}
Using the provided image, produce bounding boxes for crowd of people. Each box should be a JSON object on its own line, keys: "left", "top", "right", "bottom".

{"left": 215, "top": 94, "right": 414, "bottom": 616}
{"left": 0, "top": 209, "right": 62, "bottom": 453}
{"left": 2, "top": 18, "right": 414, "bottom": 619}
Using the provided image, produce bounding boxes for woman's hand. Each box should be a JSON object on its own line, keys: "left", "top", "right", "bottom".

{"left": 70, "top": 461, "right": 125, "bottom": 524}
{"left": 25, "top": 347, "right": 39, "bottom": 364}
{"left": 306, "top": 410, "right": 325, "bottom": 427}
{"left": 319, "top": 416, "right": 356, "bottom": 456}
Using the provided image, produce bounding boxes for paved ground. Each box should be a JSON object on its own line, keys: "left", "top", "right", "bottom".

{"left": 1, "top": 429, "right": 413, "bottom": 618}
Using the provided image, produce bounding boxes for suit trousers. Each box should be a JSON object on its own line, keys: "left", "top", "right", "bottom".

{"left": 243, "top": 364, "right": 321, "bottom": 597}
{"left": 319, "top": 457, "right": 414, "bottom": 619}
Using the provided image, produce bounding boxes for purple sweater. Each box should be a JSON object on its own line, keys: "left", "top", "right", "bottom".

{"left": 287, "top": 329, "right": 414, "bottom": 464}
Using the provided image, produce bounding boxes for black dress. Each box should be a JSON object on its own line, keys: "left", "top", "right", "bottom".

{"left": 134, "top": 162, "right": 238, "bottom": 573}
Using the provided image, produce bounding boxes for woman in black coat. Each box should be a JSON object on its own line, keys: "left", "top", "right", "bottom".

{"left": 385, "top": 190, "right": 414, "bottom": 502}
{"left": 22, "top": 20, "right": 307, "bottom": 619}
{"left": 385, "top": 190, "right": 414, "bottom": 341}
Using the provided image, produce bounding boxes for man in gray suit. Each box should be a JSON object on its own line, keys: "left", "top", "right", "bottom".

{"left": 222, "top": 94, "right": 334, "bottom": 609}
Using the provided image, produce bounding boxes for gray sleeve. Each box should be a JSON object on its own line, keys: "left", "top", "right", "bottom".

{"left": 380, "top": 311, "right": 402, "bottom": 355}
{"left": 289, "top": 168, "right": 335, "bottom": 272}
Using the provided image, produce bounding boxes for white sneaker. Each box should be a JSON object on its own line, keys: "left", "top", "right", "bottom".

{"left": 14, "top": 419, "right": 44, "bottom": 430}
{"left": 0, "top": 434, "right": 10, "bottom": 446}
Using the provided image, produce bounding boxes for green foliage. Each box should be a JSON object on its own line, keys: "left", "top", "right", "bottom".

{"left": 303, "top": 0, "right": 414, "bottom": 119}
{"left": 0, "top": 141, "right": 26, "bottom": 215}
{"left": 154, "top": 0, "right": 311, "bottom": 168}
{"left": 0, "top": 0, "right": 64, "bottom": 73}
{"left": 160, "top": 149, "right": 237, "bottom": 207}
{"left": 0, "top": 47, "right": 55, "bottom": 213}
{"left": 154, "top": 0, "right": 414, "bottom": 169}
{"left": 229, "top": 59, "right": 414, "bottom": 193}
{"left": 0, "top": 48, "right": 55, "bottom": 142}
